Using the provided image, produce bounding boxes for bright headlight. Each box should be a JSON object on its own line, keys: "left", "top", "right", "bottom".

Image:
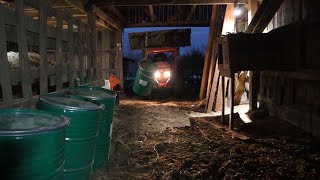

{"left": 164, "top": 71, "right": 171, "bottom": 78}
{"left": 154, "top": 71, "right": 160, "bottom": 78}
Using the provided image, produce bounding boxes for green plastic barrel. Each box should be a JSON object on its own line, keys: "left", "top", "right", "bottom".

{"left": 0, "top": 109, "right": 69, "bottom": 180}
{"left": 37, "top": 92, "right": 104, "bottom": 180}
{"left": 67, "top": 86, "right": 116, "bottom": 170}
{"left": 132, "top": 60, "right": 158, "bottom": 96}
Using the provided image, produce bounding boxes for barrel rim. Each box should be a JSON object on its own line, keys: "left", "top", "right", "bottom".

{"left": 39, "top": 93, "right": 105, "bottom": 111}
{"left": 0, "top": 109, "right": 69, "bottom": 136}
{"left": 67, "top": 85, "right": 117, "bottom": 101}
{"left": 138, "top": 60, "right": 158, "bottom": 74}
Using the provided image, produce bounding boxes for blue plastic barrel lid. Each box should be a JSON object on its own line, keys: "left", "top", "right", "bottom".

{"left": 0, "top": 110, "right": 68, "bottom": 135}
{"left": 69, "top": 88, "right": 115, "bottom": 100}
{"left": 40, "top": 96, "right": 103, "bottom": 111}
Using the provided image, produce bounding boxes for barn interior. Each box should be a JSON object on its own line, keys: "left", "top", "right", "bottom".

{"left": 0, "top": 0, "right": 320, "bottom": 179}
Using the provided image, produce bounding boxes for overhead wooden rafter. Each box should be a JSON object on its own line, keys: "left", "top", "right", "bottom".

{"left": 199, "top": 5, "right": 218, "bottom": 100}
{"left": 92, "top": 0, "right": 247, "bottom": 6}
{"left": 246, "top": 0, "right": 285, "bottom": 33}
{"left": 148, "top": 5, "right": 155, "bottom": 22}
{"left": 108, "top": 6, "right": 127, "bottom": 24}
{"left": 186, "top": 5, "right": 197, "bottom": 21}
{"left": 169, "top": 6, "right": 184, "bottom": 22}
{"left": 65, "top": 0, "right": 122, "bottom": 30}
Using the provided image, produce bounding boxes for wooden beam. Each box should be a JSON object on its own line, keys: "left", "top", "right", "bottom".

{"left": 169, "top": 6, "right": 184, "bottom": 22}
{"left": 220, "top": 76, "right": 225, "bottom": 122}
{"left": 87, "top": 11, "right": 95, "bottom": 82}
{"left": 116, "top": 31, "right": 124, "bottom": 88}
{"left": 191, "top": 117, "right": 250, "bottom": 140}
{"left": 94, "top": 0, "right": 247, "bottom": 6}
{"left": 246, "top": 0, "right": 285, "bottom": 33}
{"left": 247, "top": 0, "right": 258, "bottom": 111}
{"left": 39, "top": 0, "right": 48, "bottom": 95}
{"left": 125, "top": 20, "right": 210, "bottom": 27}
{"left": 0, "top": 6, "right": 13, "bottom": 103}
{"left": 199, "top": 5, "right": 217, "bottom": 100}
{"left": 248, "top": 0, "right": 258, "bottom": 24}
{"left": 55, "top": 11, "right": 63, "bottom": 91}
{"left": 76, "top": 20, "right": 85, "bottom": 84}
{"left": 186, "top": 5, "right": 197, "bottom": 21}
{"left": 206, "top": 61, "right": 219, "bottom": 113}
{"left": 16, "top": 0, "right": 32, "bottom": 98}
{"left": 246, "top": 0, "right": 284, "bottom": 110}
{"left": 68, "top": 11, "right": 75, "bottom": 87}
{"left": 65, "top": 0, "right": 122, "bottom": 30}
{"left": 109, "top": 6, "right": 127, "bottom": 23}
{"left": 229, "top": 74, "right": 235, "bottom": 130}
{"left": 148, "top": 5, "right": 155, "bottom": 22}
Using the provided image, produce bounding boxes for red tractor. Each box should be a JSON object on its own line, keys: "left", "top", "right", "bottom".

{"left": 146, "top": 48, "right": 178, "bottom": 88}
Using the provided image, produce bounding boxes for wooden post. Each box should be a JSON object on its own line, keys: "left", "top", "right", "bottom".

{"left": 87, "top": 12, "right": 94, "bottom": 82}
{"left": 0, "top": 6, "right": 13, "bottom": 103}
{"left": 39, "top": 0, "right": 48, "bottom": 95}
{"left": 105, "top": 30, "right": 111, "bottom": 79}
{"left": 229, "top": 74, "right": 235, "bottom": 130}
{"left": 221, "top": 76, "right": 225, "bottom": 123}
{"left": 206, "top": 45, "right": 216, "bottom": 98}
{"left": 16, "top": 0, "right": 32, "bottom": 98}
{"left": 199, "top": 5, "right": 217, "bottom": 100}
{"left": 96, "top": 31, "right": 102, "bottom": 80}
{"left": 77, "top": 20, "right": 85, "bottom": 84}
{"left": 68, "top": 12, "right": 75, "bottom": 87}
{"left": 91, "top": 13, "right": 98, "bottom": 81}
{"left": 248, "top": 0, "right": 259, "bottom": 110}
{"left": 207, "top": 60, "right": 219, "bottom": 113}
{"left": 55, "top": 11, "right": 63, "bottom": 91}
{"left": 116, "top": 31, "right": 124, "bottom": 88}
{"left": 248, "top": 0, "right": 258, "bottom": 24}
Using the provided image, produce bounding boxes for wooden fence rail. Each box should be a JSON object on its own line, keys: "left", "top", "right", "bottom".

{"left": 0, "top": 0, "right": 120, "bottom": 108}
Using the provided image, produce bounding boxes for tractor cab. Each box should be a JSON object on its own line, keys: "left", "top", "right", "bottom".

{"left": 146, "top": 48, "right": 178, "bottom": 88}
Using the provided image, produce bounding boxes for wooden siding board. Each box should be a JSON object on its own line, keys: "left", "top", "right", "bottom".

{"left": 55, "top": 11, "right": 63, "bottom": 91}
{"left": 16, "top": 0, "right": 32, "bottom": 98}
{"left": 0, "top": 7, "right": 13, "bottom": 103}
{"left": 39, "top": 0, "right": 48, "bottom": 95}
{"left": 68, "top": 15, "right": 75, "bottom": 87}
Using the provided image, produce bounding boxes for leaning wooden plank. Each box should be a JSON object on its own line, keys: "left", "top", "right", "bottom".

{"left": 196, "top": 98, "right": 207, "bottom": 107}
{"left": 199, "top": 5, "right": 217, "bottom": 100}
{"left": 16, "top": 0, "right": 32, "bottom": 98}
{"left": 0, "top": 7, "right": 13, "bottom": 103}
{"left": 55, "top": 11, "right": 63, "bottom": 91}
{"left": 207, "top": 61, "right": 220, "bottom": 113}
{"left": 214, "top": 76, "right": 227, "bottom": 112}
{"left": 68, "top": 13, "right": 75, "bottom": 87}
{"left": 191, "top": 117, "right": 250, "bottom": 141}
{"left": 39, "top": 0, "right": 48, "bottom": 95}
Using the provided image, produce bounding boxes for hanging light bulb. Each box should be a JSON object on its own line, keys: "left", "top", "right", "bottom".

{"left": 234, "top": 8, "right": 242, "bottom": 17}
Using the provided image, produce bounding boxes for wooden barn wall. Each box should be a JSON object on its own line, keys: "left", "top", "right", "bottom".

{"left": 0, "top": 0, "right": 119, "bottom": 109}
{"left": 259, "top": 0, "right": 320, "bottom": 137}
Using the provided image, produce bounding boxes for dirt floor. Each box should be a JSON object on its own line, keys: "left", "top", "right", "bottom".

{"left": 91, "top": 95, "right": 320, "bottom": 180}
